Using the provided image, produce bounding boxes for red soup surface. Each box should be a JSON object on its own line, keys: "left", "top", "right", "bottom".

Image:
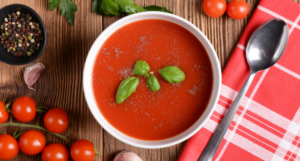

{"left": 92, "top": 19, "right": 213, "bottom": 140}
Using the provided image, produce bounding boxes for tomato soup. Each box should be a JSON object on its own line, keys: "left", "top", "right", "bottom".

{"left": 92, "top": 19, "right": 213, "bottom": 140}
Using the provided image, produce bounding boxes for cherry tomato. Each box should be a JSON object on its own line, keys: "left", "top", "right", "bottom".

{"left": 44, "top": 108, "right": 69, "bottom": 133}
{"left": 227, "top": 0, "right": 249, "bottom": 19}
{"left": 70, "top": 140, "right": 95, "bottom": 161}
{"left": 19, "top": 130, "right": 46, "bottom": 155}
{"left": 42, "top": 143, "right": 69, "bottom": 161}
{"left": 12, "top": 96, "right": 36, "bottom": 122}
{"left": 202, "top": 0, "right": 227, "bottom": 18}
{"left": 0, "top": 134, "right": 19, "bottom": 160}
{"left": 0, "top": 101, "right": 9, "bottom": 123}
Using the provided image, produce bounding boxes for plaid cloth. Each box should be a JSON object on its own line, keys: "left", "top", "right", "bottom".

{"left": 178, "top": 0, "right": 300, "bottom": 160}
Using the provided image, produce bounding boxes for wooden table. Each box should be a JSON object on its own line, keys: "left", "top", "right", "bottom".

{"left": 0, "top": 0, "right": 299, "bottom": 161}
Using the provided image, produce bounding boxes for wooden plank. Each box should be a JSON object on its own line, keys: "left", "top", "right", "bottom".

{"left": 0, "top": 0, "right": 299, "bottom": 161}
{"left": 0, "top": 0, "right": 103, "bottom": 160}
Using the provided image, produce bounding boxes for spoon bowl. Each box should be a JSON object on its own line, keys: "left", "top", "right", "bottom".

{"left": 246, "top": 19, "right": 289, "bottom": 72}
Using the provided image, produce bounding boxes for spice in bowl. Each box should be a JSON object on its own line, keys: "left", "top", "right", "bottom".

{"left": 0, "top": 11, "right": 43, "bottom": 57}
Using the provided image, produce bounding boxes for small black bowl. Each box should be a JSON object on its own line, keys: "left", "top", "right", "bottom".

{"left": 0, "top": 4, "right": 47, "bottom": 65}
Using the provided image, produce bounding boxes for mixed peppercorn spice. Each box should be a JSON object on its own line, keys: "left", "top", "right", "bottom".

{"left": 0, "top": 11, "right": 42, "bottom": 56}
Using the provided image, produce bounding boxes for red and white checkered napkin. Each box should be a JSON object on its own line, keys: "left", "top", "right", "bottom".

{"left": 178, "top": 0, "right": 300, "bottom": 160}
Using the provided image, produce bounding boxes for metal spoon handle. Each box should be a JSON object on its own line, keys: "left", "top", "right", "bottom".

{"left": 198, "top": 71, "right": 256, "bottom": 161}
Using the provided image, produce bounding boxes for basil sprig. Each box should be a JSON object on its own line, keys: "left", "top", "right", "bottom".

{"left": 147, "top": 75, "right": 161, "bottom": 92}
{"left": 132, "top": 60, "right": 150, "bottom": 76}
{"left": 116, "top": 77, "right": 139, "bottom": 104}
{"left": 115, "top": 61, "right": 186, "bottom": 104}
{"left": 159, "top": 66, "right": 185, "bottom": 83}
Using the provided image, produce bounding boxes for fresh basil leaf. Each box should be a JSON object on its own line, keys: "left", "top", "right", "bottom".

{"left": 116, "top": 77, "right": 139, "bottom": 104}
{"left": 101, "top": 0, "right": 120, "bottom": 16}
{"left": 93, "top": 0, "right": 103, "bottom": 15}
{"left": 147, "top": 75, "right": 160, "bottom": 92}
{"left": 159, "top": 66, "right": 185, "bottom": 83}
{"left": 143, "top": 5, "right": 172, "bottom": 13}
{"left": 132, "top": 60, "right": 150, "bottom": 76}
{"left": 49, "top": 0, "right": 60, "bottom": 11}
{"left": 113, "top": 0, "right": 145, "bottom": 14}
{"left": 60, "top": 0, "right": 77, "bottom": 26}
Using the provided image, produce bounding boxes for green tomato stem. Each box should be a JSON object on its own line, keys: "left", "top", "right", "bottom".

{"left": 0, "top": 122, "right": 70, "bottom": 144}
{"left": 94, "top": 147, "right": 100, "bottom": 156}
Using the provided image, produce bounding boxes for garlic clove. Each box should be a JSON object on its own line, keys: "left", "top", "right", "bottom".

{"left": 24, "top": 62, "right": 45, "bottom": 90}
{"left": 113, "top": 151, "right": 143, "bottom": 161}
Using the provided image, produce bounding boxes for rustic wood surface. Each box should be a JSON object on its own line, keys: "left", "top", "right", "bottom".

{"left": 0, "top": 0, "right": 299, "bottom": 161}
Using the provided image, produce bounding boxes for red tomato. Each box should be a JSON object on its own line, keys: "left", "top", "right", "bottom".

{"left": 0, "top": 134, "right": 19, "bottom": 160}
{"left": 227, "top": 0, "right": 249, "bottom": 19}
{"left": 202, "top": 0, "right": 227, "bottom": 18}
{"left": 44, "top": 108, "right": 69, "bottom": 133}
{"left": 0, "top": 101, "right": 9, "bottom": 123}
{"left": 42, "top": 143, "right": 69, "bottom": 161}
{"left": 12, "top": 96, "right": 36, "bottom": 122}
{"left": 19, "top": 130, "right": 46, "bottom": 155}
{"left": 70, "top": 140, "right": 95, "bottom": 161}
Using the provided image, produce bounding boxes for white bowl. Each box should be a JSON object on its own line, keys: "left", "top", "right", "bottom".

{"left": 83, "top": 12, "right": 221, "bottom": 149}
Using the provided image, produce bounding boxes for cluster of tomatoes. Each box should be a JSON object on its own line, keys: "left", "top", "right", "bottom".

{"left": 0, "top": 96, "right": 97, "bottom": 161}
{"left": 202, "top": 0, "right": 249, "bottom": 19}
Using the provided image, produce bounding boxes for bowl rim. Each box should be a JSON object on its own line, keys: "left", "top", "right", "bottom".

{"left": 0, "top": 4, "right": 47, "bottom": 65}
{"left": 83, "top": 11, "right": 222, "bottom": 149}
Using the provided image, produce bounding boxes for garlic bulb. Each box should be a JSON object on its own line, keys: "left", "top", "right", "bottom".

{"left": 24, "top": 62, "right": 45, "bottom": 90}
{"left": 113, "top": 151, "right": 143, "bottom": 161}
